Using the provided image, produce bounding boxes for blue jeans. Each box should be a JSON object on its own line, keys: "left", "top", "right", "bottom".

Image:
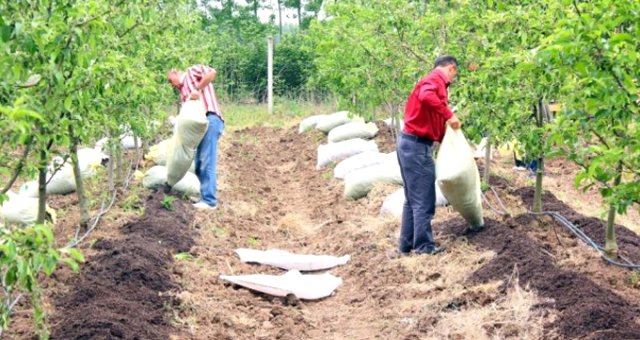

{"left": 397, "top": 133, "right": 436, "bottom": 253}
{"left": 195, "top": 113, "right": 224, "bottom": 206}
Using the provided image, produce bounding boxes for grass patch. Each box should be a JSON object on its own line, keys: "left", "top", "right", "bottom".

{"left": 223, "top": 98, "right": 336, "bottom": 130}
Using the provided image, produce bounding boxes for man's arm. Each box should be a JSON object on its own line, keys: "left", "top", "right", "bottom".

{"left": 417, "top": 82, "right": 461, "bottom": 129}
{"left": 188, "top": 66, "right": 217, "bottom": 100}
{"left": 196, "top": 68, "right": 217, "bottom": 91}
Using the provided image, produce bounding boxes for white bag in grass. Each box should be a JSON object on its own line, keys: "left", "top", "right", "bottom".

{"left": 317, "top": 139, "right": 378, "bottom": 170}
{"left": 142, "top": 165, "right": 200, "bottom": 196}
{"left": 298, "top": 114, "right": 328, "bottom": 133}
{"left": 344, "top": 159, "right": 403, "bottom": 200}
{"left": 333, "top": 151, "right": 388, "bottom": 179}
{"left": 379, "top": 186, "right": 449, "bottom": 219}
{"left": 235, "top": 248, "right": 350, "bottom": 271}
{"left": 20, "top": 165, "right": 77, "bottom": 197}
{"left": 220, "top": 270, "right": 342, "bottom": 300}
{"left": 146, "top": 139, "right": 196, "bottom": 173}
{"left": 436, "top": 126, "right": 484, "bottom": 228}
{"left": 166, "top": 100, "right": 208, "bottom": 187}
{"left": 146, "top": 139, "right": 171, "bottom": 165}
{"left": 328, "top": 121, "right": 379, "bottom": 143}
{"left": 0, "top": 191, "right": 55, "bottom": 225}
{"left": 120, "top": 135, "right": 142, "bottom": 149}
{"left": 315, "top": 111, "right": 352, "bottom": 133}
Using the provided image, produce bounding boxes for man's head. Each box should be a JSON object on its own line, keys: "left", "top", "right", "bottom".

{"left": 434, "top": 56, "right": 458, "bottom": 82}
{"left": 167, "top": 69, "right": 183, "bottom": 89}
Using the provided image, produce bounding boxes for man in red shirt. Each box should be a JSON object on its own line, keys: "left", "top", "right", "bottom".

{"left": 397, "top": 56, "right": 461, "bottom": 255}
{"left": 168, "top": 65, "right": 224, "bottom": 210}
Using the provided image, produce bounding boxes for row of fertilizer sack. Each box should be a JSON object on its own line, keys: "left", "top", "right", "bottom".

{"left": 300, "top": 111, "right": 484, "bottom": 228}
{"left": 300, "top": 111, "right": 448, "bottom": 219}
{"left": 0, "top": 134, "right": 141, "bottom": 225}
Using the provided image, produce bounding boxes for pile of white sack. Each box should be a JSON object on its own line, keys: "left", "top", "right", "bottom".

{"left": 140, "top": 99, "right": 207, "bottom": 196}
{"left": 299, "top": 111, "right": 484, "bottom": 227}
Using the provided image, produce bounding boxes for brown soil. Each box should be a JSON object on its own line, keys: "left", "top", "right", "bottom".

{"left": 514, "top": 186, "right": 640, "bottom": 263}
{"left": 48, "top": 192, "right": 195, "bottom": 339}
{"left": 5, "top": 121, "right": 640, "bottom": 340}
{"left": 440, "top": 216, "right": 640, "bottom": 339}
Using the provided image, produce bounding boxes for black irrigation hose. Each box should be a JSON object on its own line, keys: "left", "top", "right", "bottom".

{"left": 484, "top": 186, "right": 640, "bottom": 270}
{"left": 529, "top": 210, "right": 640, "bottom": 269}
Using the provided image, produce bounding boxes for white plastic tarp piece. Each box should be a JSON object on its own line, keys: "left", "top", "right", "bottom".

{"left": 220, "top": 270, "right": 342, "bottom": 300}
{"left": 436, "top": 126, "right": 484, "bottom": 227}
{"left": 235, "top": 248, "right": 350, "bottom": 271}
{"left": 333, "top": 151, "right": 388, "bottom": 179}
{"left": 380, "top": 186, "right": 449, "bottom": 219}
{"left": 344, "top": 159, "right": 403, "bottom": 200}
{"left": 316, "top": 138, "right": 378, "bottom": 169}
{"left": 166, "top": 99, "right": 208, "bottom": 186}
{"left": 327, "top": 121, "right": 379, "bottom": 143}
{"left": 298, "top": 114, "right": 328, "bottom": 133}
{"left": 142, "top": 165, "right": 200, "bottom": 196}
{"left": 315, "top": 111, "right": 352, "bottom": 133}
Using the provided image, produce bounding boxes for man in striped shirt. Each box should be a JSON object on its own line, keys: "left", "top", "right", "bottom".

{"left": 168, "top": 65, "right": 224, "bottom": 210}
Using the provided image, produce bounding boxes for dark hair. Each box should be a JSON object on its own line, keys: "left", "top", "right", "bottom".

{"left": 434, "top": 56, "right": 458, "bottom": 68}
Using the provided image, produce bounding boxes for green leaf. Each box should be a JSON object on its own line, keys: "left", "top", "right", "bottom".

{"left": 61, "top": 248, "right": 85, "bottom": 262}
{"left": 61, "top": 258, "right": 80, "bottom": 272}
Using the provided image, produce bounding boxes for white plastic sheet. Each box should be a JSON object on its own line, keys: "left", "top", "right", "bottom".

{"left": 220, "top": 270, "right": 342, "bottom": 300}
{"left": 235, "top": 248, "right": 350, "bottom": 271}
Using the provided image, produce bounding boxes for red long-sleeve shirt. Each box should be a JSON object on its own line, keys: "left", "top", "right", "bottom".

{"left": 403, "top": 69, "right": 453, "bottom": 142}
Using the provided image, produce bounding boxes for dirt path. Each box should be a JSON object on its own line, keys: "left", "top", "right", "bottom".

{"left": 174, "top": 124, "right": 640, "bottom": 339}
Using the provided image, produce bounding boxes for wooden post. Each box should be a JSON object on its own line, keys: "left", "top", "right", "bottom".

{"left": 267, "top": 35, "right": 274, "bottom": 115}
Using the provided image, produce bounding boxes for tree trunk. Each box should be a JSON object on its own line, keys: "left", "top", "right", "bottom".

{"left": 37, "top": 149, "right": 48, "bottom": 224}
{"left": 483, "top": 135, "right": 492, "bottom": 186}
{"left": 108, "top": 141, "right": 115, "bottom": 192}
{"left": 533, "top": 156, "right": 544, "bottom": 213}
{"left": 68, "top": 127, "right": 89, "bottom": 229}
{"left": 277, "top": 0, "right": 283, "bottom": 37}
{"left": 116, "top": 143, "right": 123, "bottom": 186}
{"left": 253, "top": 0, "right": 258, "bottom": 17}
{"left": 532, "top": 100, "right": 546, "bottom": 213}
{"left": 604, "top": 162, "right": 622, "bottom": 257}
{"left": 297, "top": 3, "right": 302, "bottom": 27}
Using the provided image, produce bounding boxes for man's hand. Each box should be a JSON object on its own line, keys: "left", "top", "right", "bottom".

{"left": 189, "top": 91, "right": 200, "bottom": 100}
{"left": 447, "top": 114, "right": 461, "bottom": 129}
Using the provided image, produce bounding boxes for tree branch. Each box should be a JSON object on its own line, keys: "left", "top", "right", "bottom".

{"left": 0, "top": 139, "right": 33, "bottom": 194}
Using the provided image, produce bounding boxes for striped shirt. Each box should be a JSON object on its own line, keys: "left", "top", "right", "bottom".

{"left": 179, "top": 65, "right": 222, "bottom": 118}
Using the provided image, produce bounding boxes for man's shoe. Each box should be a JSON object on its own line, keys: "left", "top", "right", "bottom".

{"left": 193, "top": 202, "right": 217, "bottom": 210}
{"left": 162, "top": 182, "right": 172, "bottom": 194}
{"left": 386, "top": 249, "right": 411, "bottom": 259}
{"left": 416, "top": 246, "right": 446, "bottom": 255}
